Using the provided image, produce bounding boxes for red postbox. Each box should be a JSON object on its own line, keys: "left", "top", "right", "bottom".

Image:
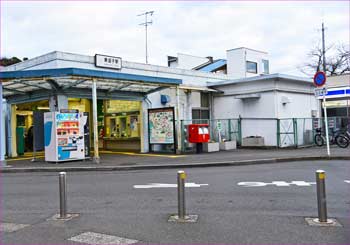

{"left": 187, "top": 124, "right": 210, "bottom": 143}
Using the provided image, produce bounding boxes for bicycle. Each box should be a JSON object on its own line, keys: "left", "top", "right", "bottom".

{"left": 314, "top": 127, "right": 339, "bottom": 146}
{"left": 335, "top": 130, "right": 350, "bottom": 148}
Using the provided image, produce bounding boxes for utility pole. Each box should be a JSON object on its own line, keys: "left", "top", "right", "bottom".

{"left": 138, "top": 11, "right": 154, "bottom": 64}
{"left": 322, "top": 22, "right": 326, "bottom": 73}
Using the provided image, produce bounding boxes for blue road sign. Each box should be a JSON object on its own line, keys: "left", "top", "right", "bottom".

{"left": 313, "top": 71, "right": 326, "bottom": 87}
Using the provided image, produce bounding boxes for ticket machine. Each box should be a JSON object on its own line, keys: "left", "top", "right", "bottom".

{"left": 44, "top": 110, "right": 85, "bottom": 162}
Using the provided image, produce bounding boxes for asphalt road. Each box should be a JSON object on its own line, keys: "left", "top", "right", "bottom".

{"left": 1, "top": 160, "right": 349, "bottom": 244}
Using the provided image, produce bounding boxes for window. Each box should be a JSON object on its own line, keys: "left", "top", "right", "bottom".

{"left": 246, "top": 61, "right": 257, "bottom": 74}
{"left": 200, "top": 93, "right": 209, "bottom": 107}
{"left": 192, "top": 109, "right": 210, "bottom": 120}
{"left": 262, "top": 59, "right": 269, "bottom": 74}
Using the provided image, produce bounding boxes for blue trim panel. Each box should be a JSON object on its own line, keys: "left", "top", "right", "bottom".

{"left": 326, "top": 90, "right": 345, "bottom": 96}
{"left": 0, "top": 67, "right": 182, "bottom": 85}
{"left": 44, "top": 122, "right": 52, "bottom": 147}
{"left": 199, "top": 59, "right": 227, "bottom": 72}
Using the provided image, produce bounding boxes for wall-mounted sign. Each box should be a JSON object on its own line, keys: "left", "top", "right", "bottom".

{"left": 148, "top": 107, "right": 175, "bottom": 144}
{"left": 95, "top": 54, "right": 122, "bottom": 70}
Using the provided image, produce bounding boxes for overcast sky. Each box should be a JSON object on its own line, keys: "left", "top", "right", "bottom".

{"left": 1, "top": 1, "right": 349, "bottom": 77}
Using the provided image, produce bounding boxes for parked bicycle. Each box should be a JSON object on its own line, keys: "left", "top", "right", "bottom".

{"left": 314, "top": 127, "right": 340, "bottom": 147}
{"left": 335, "top": 130, "right": 350, "bottom": 148}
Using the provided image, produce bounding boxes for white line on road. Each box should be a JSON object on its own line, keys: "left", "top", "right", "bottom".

{"left": 133, "top": 182, "right": 209, "bottom": 189}
{"left": 68, "top": 232, "right": 138, "bottom": 245}
{"left": 345, "top": 180, "right": 350, "bottom": 184}
{"left": 237, "top": 181, "right": 316, "bottom": 187}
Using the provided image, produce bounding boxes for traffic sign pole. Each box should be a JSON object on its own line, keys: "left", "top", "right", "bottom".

{"left": 323, "top": 92, "right": 330, "bottom": 157}
{"left": 313, "top": 72, "right": 330, "bottom": 157}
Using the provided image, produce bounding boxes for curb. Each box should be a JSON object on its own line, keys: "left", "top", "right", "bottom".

{"left": 1, "top": 156, "right": 349, "bottom": 173}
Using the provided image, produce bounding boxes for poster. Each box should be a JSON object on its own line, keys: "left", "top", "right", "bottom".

{"left": 148, "top": 107, "right": 175, "bottom": 144}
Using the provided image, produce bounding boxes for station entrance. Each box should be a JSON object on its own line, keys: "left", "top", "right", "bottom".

{"left": 0, "top": 67, "right": 182, "bottom": 163}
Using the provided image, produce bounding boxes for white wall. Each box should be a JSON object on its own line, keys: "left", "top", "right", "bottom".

{"left": 176, "top": 53, "right": 209, "bottom": 69}
{"left": 226, "top": 48, "right": 269, "bottom": 79}
{"left": 212, "top": 77, "right": 317, "bottom": 146}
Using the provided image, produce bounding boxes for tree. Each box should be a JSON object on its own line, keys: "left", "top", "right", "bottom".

{"left": 299, "top": 43, "right": 350, "bottom": 76}
{"left": 0, "top": 57, "right": 22, "bottom": 66}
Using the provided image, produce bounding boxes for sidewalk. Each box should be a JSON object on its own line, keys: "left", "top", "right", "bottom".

{"left": 1, "top": 146, "right": 349, "bottom": 173}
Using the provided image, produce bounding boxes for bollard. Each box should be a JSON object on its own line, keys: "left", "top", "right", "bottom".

{"left": 59, "top": 172, "right": 67, "bottom": 219}
{"left": 177, "top": 170, "right": 186, "bottom": 219}
{"left": 316, "top": 170, "right": 327, "bottom": 222}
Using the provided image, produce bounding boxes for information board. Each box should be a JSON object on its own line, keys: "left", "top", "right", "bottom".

{"left": 148, "top": 107, "right": 175, "bottom": 144}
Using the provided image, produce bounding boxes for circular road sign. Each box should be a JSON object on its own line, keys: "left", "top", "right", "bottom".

{"left": 313, "top": 71, "right": 327, "bottom": 87}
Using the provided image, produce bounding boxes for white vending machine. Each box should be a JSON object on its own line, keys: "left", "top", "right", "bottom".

{"left": 44, "top": 110, "right": 85, "bottom": 162}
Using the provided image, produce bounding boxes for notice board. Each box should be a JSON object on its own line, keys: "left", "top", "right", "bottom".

{"left": 148, "top": 107, "right": 175, "bottom": 145}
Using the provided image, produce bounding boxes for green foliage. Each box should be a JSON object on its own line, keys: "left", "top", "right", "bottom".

{"left": 0, "top": 57, "right": 22, "bottom": 66}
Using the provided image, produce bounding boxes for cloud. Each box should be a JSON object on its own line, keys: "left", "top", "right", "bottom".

{"left": 1, "top": 1, "right": 349, "bottom": 76}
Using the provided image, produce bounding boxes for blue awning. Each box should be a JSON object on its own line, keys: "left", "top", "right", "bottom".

{"left": 0, "top": 67, "right": 182, "bottom": 85}
{"left": 0, "top": 67, "right": 182, "bottom": 101}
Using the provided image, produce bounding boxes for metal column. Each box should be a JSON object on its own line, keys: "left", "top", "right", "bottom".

{"left": 0, "top": 82, "right": 6, "bottom": 167}
{"left": 316, "top": 170, "right": 327, "bottom": 222}
{"left": 177, "top": 170, "right": 186, "bottom": 219}
{"left": 59, "top": 172, "right": 67, "bottom": 218}
{"left": 92, "top": 79, "right": 100, "bottom": 164}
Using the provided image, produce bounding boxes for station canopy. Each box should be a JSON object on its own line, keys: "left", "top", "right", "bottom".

{"left": 0, "top": 68, "right": 182, "bottom": 104}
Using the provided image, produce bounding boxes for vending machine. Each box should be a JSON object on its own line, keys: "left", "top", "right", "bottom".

{"left": 44, "top": 110, "right": 85, "bottom": 162}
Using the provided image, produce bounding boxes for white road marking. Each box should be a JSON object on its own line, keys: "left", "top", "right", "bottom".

{"left": 68, "top": 232, "right": 138, "bottom": 245}
{"left": 344, "top": 180, "right": 350, "bottom": 184}
{"left": 0, "top": 223, "right": 30, "bottom": 233}
{"left": 237, "top": 181, "right": 316, "bottom": 187}
{"left": 133, "top": 182, "right": 209, "bottom": 189}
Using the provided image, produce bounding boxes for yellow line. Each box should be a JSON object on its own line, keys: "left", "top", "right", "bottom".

{"left": 99, "top": 151, "right": 185, "bottom": 158}
{"left": 7, "top": 151, "right": 184, "bottom": 161}
{"left": 7, "top": 156, "right": 45, "bottom": 162}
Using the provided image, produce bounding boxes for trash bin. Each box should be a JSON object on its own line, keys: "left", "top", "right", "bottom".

{"left": 16, "top": 127, "right": 25, "bottom": 155}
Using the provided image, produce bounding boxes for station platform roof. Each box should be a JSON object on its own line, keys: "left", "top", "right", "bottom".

{"left": 0, "top": 67, "right": 182, "bottom": 103}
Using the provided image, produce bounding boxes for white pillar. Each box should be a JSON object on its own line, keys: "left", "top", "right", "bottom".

{"left": 49, "top": 95, "right": 68, "bottom": 111}
{"left": 92, "top": 79, "right": 100, "bottom": 163}
{"left": 176, "top": 86, "right": 181, "bottom": 153}
{"left": 140, "top": 98, "right": 150, "bottom": 153}
{"left": 0, "top": 82, "right": 6, "bottom": 166}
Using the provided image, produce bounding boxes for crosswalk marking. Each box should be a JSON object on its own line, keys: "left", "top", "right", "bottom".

{"left": 0, "top": 223, "right": 30, "bottom": 233}
{"left": 68, "top": 232, "right": 138, "bottom": 245}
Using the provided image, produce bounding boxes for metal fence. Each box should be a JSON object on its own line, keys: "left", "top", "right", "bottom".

{"left": 180, "top": 117, "right": 349, "bottom": 153}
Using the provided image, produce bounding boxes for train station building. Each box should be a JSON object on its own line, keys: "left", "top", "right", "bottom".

{"left": 0, "top": 47, "right": 321, "bottom": 164}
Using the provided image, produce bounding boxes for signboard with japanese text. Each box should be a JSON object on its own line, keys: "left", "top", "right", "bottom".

{"left": 148, "top": 107, "right": 175, "bottom": 144}
{"left": 95, "top": 54, "right": 122, "bottom": 70}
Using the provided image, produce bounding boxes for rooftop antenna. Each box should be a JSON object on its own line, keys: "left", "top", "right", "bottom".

{"left": 138, "top": 11, "right": 154, "bottom": 64}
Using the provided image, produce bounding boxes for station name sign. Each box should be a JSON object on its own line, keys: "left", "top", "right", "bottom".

{"left": 95, "top": 54, "right": 122, "bottom": 70}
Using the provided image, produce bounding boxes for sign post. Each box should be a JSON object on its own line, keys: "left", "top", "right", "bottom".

{"left": 313, "top": 71, "right": 330, "bottom": 157}
{"left": 217, "top": 120, "right": 222, "bottom": 142}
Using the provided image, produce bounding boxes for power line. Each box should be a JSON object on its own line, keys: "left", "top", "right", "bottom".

{"left": 138, "top": 11, "right": 154, "bottom": 64}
